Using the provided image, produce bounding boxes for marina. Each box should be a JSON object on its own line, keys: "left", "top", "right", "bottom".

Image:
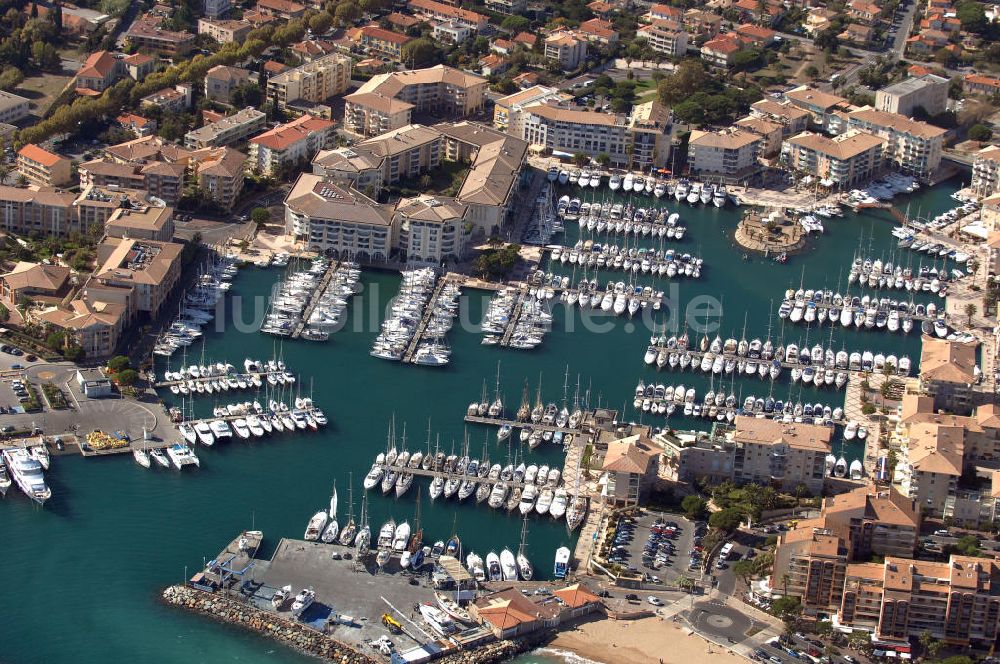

{"left": 0, "top": 174, "right": 967, "bottom": 664}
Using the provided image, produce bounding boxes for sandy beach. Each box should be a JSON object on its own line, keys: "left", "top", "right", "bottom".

{"left": 544, "top": 615, "right": 748, "bottom": 664}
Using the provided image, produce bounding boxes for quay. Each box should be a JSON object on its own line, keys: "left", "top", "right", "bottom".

{"left": 402, "top": 274, "right": 456, "bottom": 364}
{"left": 291, "top": 260, "right": 341, "bottom": 339}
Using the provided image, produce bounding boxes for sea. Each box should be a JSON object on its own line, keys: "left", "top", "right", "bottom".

{"left": 0, "top": 178, "right": 964, "bottom": 664}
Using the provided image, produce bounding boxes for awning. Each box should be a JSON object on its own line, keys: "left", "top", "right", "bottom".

{"left": 552, "top": 150, "right": 574, "bottom": 158}
{"left": 874, "top": 650, "right": 886, "bottom": 657}
{"left": 885, "top": 652, "right": 897, "bottom": 658}
{"left": 801, "top": 175, "right": 813, "bottom": 184}
{"left": 900, "top": 654, "right": 911, "bottom": 660}
{"left": 820, "top": 178, "right": 835, "bottom": 187}
{"left": 961, "top": 223, "right": 989, "bottom": 239}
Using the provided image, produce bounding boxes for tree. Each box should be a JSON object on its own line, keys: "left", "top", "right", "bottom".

{"left": 107, "top": 355, "right": 130, "bottom": 373}
{"left": 772, "top": 596, "right": 801, "bottom": 622}
{"left": 117, "top": 368, "right": 138, "bottom": 386}
{"left": 501, "top": 15, "right": 530, "bottom": 33}
{"left": 0, "top": 303, "right": 7, "bottom": 322}
{"left": 731, "top": 559, "right": 755, "bottom": 585}
{"left": 953, "top": 534, "right": 981, "bottom": 556}
{"left": 926, "top": 639, "right": 945, "bottom": 658}
{"left": 814, "top": 27, "right": 840, "bottom": 52}
{"left": 250, "top": 207, "right": 271, "bottom": 225}
{"left": 681, "top": 494, "right": 708, "bottom": 519}
{"left": 595, "top": 153, "right": 610, "bottom": 166}
{"left": 709, "top": 507, "right": 743, "bottom": 533}
{"left": 955, "top": 1, "right": 987, "bottom": 32}
{"left": 965, "top": 302, "right": 977, "bottom": 326}
{"left": 969, "top": 124, "right": 993, "bottom": 142}
{"left": 308, "top": 12, "right": 332, "bottom": 35}
{"left": 333, "top": 1, "right": 362, "bottom": 25}
{"left": 804, "top": 65, "right": 819, "bottom": 79}
{"left": 52, "top": 2, "right": 62, "bottom": 35}
{"left": 0, "top": 66, "right": 24, "bottom": 91}
{"left": 401, "top": 38, "right": 441, "bottom": 68}
{"left": 572, "top": 152, "right": 589, "bottom": 166}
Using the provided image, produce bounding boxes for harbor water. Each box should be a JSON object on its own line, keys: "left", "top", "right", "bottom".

{"left": 0, "top": 177, "right": 964, "bottom": 664}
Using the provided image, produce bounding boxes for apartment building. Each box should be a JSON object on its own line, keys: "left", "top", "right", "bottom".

{"left": 248, "top": 114, "right": 335, "bottom": 175}
{"left": 433, "top": 21, "right": 472, "bottom": 46}
{"left": 183, "top": 107, "right": 266, "bottom": 149}
{"left": 311, "top": 146, "right": 385, "bottom": 193}
{"left": 728, "top": 416, "right": 832, "bottom": 494}
{"left": 126, "top": 13, "right": 195, "bottom": 56}
{"left": 284, "top": 174, "right": 396, "bottom": 261}
{"left": 358, "top": 124, "right": 442, "bottom": 184}
{"left": 919, "top": 335, "right": 979, "bottom": 412}
{"left": 972, "top": 145, "right": 1000, "bottom": 198}
{"left": 785, "top": 85, "right": 852, "bottom": 133}
{"left": 357, "top": 25, "right": 412, "bottom": 60}
{"left": 544, "top": 31, "right": 588, "bottom": 71}
{"left": 256, "top": 0, "right": 306, "bottom": 19}
{"left": 492, "top": 85, "right": 568, "bottom": 135}
{"left": 435, "top": 121, "right": 527, "bottom": 238}
{"left": 847, "top": 108, "right": 947, "bottom": 180}
{"left": 0, "top": 262, "right": 70, "bottom": 313}
{"left": 197, "top": 18, "right": 253, "bottom": 44}
{"left": 521, "top": 104, "right": 630, "bottom": 164}
{"left": 190, "top": 147, "right": 247, "bottom": 211}
{"left": 0, "top": 90, "right": 29, "bottom": 124}
{"left": 73, "top": 185, "right": 152, "bottom": 231}
{"left": 875, "top": 74, "right": 949, "bottom": 117}
{"left": 407, "top": 0, "right": 488, "bottom": 31}
{"left": 771, "top": 482, "right": 919, "bottom": 611}
{"left": 749, "top": 99, "right": 811, "bottom": 137}
{"left": 17, "top": 144, "right": 73, "bottom": 187}
{"left": 700, "top": 34, "right": 744, "bottom": 69}
{"left": 636, "top": 21, "right": 689, "bottom": 57}
{"left": 140, "top": 84, "right": 193, "bottom": 113}
{"left": 627, "top": 101, "right": 672, "bottom": 171}
{"left": 344, "top": 66, "right": 487, "bottom": 137}
{"left": 601, "top": 435, "right": 660, "bottom": 505}
{"left": 75, "top": 50, "right": 123, "bottom": 93}
{"left": 484, "top": 0, "right": 526, "bottom": 14}
{"left": 687, "top": 128, "right": 762, "bottom": 180}
{"left": 394, "top": 195, "right": 469, "bottom": 263}
{"left": 734, "top": 116, "right": 784, "bottom": 156}
{"left": 837, "top": 556, "right": 1000, "bottom": 647}
{"left": 964, "top": 73, "right": 1000, "bottom": 97}
{"left": 93, "top": 237, "right": 182, "bottom": 317}
{"left": 36, "top": 296, "right": 126, "bottom": 359}
{"left": 266, "top": 53, "right": 352, "bottom": 110}
{"left": 203, "top": 0, "right": 231, "bottom": 19}
{"left": 105, "top": 204, "right": 175, "bottom": 242}
{"left": 0, "top": 186, "right": 78, "bottom": 237}
{"left": 204, "top": 65, "right": 253, "bottom": 103}
{"left": 781, "top": 130, "right": 886, "bottom": 188}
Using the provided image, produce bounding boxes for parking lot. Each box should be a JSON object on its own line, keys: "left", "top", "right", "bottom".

{"left": 606, "top": 511, "right": 701, "bottom": 587}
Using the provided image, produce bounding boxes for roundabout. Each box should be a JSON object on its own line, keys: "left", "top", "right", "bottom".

{"left": 682, "top": 598, "right": 760, "bottom": 644}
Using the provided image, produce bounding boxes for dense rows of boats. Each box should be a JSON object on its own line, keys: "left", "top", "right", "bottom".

{"left": 779, "top": 289, "right": 949, "bottom": 337}
{"left": 644, "top": 331, "right": 912, "bottom": 384}
{"left": 362, "top": 448, "right": 588, "bottom": 531}
{"left": 529, "top": 270, "right": 668, "bottom": 315}
{"left": 843, "top": 173, "right": 921, "bottom": 206}
{"left": 561, "top": 198, "right": 690, "bottom": 240}
{"left": 262, "top": 258, "right": 361, "bottom": 340}
{"left": 633, "top": 380, "right": 848, "bottom": 426}
{"left": 1, "top": 446, "right": 51, "bottom": 504}
{"left": 546, "top": 167, "right": 736, "bottom": 208}
{"left": 481, "top": 287, "right": 552, "bottom": 349}
{"left": 550, "top": 243, "right": 702, "bottom": 279}
{"left": 160, "top": 357, "right": 296, "bottom": 396}
{"left": 131, "top": 441, "right": 199, "bottom": 470}
{"left": 300, "top": 262, "right": 362, "bottom": 341}
{"left": 411, "top": 281, "right": 461, "bottom": 367}
{"left": 523, "top": 182, "right": 564, "bottom": 246}
{"left": 847, "top": 256, "right": 963, "bottom": 294}
{"left": 153, "top": 256, "right": 237, "bottom": 357}
{"left": 901, "top": 198, "right": 979, "bottom": 234}
{"left": 371, "top": 268, "right": 452, "bottom": 363}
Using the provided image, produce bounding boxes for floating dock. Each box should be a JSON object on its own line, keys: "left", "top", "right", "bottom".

{"left": 291, "top": 260, "right": 341, "bottom": 339}
{"left": 402, "top": 275, "right": 457, "bottom": 364}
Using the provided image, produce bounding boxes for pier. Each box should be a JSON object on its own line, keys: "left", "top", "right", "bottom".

{"left": 153, "top": 368, "right": 274, "bottom": 390}
{"left": 401, "top": 274, "right": 456, "bottom": 364}
{"left": 781, "top": 298, "right": 933, "bottom": 325}
{"left": 463, "top": 414, "right": 582, "bottom": 436}
{"left": 290, "top": 260, "right": 340, "bottom": 339}
{"left": 499, "top": 288, "right": 529, "bottom": 347}
{"left": 369, "top": 462, "right": 566, "bottom": 493}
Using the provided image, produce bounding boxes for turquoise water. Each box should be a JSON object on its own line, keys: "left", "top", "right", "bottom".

{"left": 0, "top": 178, "right": 962, "bottom": 664}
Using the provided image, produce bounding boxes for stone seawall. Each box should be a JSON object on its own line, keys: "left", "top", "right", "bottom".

{"left": 162, "top": 585, "right": 545, "bottom": 663}
{"left": 162, "top": 585, "right": 377, "bottom": 663}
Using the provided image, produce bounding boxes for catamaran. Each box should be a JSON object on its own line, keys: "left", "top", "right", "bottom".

{"left": 166, "top": 443, "right": 200, "bottom": 470}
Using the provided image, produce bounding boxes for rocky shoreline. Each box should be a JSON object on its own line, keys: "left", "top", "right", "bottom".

{"left": 162, "top": 585, "right": 545, "bottom": 664}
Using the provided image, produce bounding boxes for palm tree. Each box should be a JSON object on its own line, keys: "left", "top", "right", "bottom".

{"left": 965, "top": 302, "right": 978, "bottom": 327}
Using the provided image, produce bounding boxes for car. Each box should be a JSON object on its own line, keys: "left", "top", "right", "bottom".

{"left": 843, "top": 657, "right": 856, "bottom": 664}
{"left": 25, "top": 355, "right": 36, "bottom": 362}
{"left": 11, "top": 364, "right": 23, "bottom": 369}
{"left": 10, "top": 348, "right": 22, "bottom": 355}
{"left": 625, "top": 593, "right": 639, "bottom": 601}
{"left": 647, "top": 596, "right": 663, "bottom": 606}
{"left": 0, "top": 425, "right": 14, "bottom": 433}
{"left": 934, "top": 529, "right": 950, "bottom": 536}
{"left": 769, "top": 657, "right": 782, "bottom": 664}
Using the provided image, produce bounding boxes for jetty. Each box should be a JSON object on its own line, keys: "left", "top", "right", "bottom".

{"left": 368, "top": 461, "right": 569, "bottom": 493}
{"left": 402, "top": 275, "right": 457, "bottom": 364}
{"left": 291, "top": 260, "right": 340, "bottom": 339}
{"left": 463, "top": 414, "right": 582, "bottom": 436}
{"left": 499, "top": 288, "right": 529, "bottom": 347}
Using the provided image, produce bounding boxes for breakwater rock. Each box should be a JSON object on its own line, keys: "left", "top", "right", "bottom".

{"left": 161, "top": 585, "right": 376, "bottom": 663}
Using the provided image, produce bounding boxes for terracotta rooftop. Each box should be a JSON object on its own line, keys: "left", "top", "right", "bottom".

{"left": 920, "top": 335, "right": 978, "bottom": 384}
{"left": 732, "top": 415, "right": 832, "bottom": 452}
{"left": 602, "top": 434, "right": 658, "bottom": 474}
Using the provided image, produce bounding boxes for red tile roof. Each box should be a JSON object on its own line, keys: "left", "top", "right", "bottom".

{"left": 19, "top": 144, "right": 65, "bottom": 167}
